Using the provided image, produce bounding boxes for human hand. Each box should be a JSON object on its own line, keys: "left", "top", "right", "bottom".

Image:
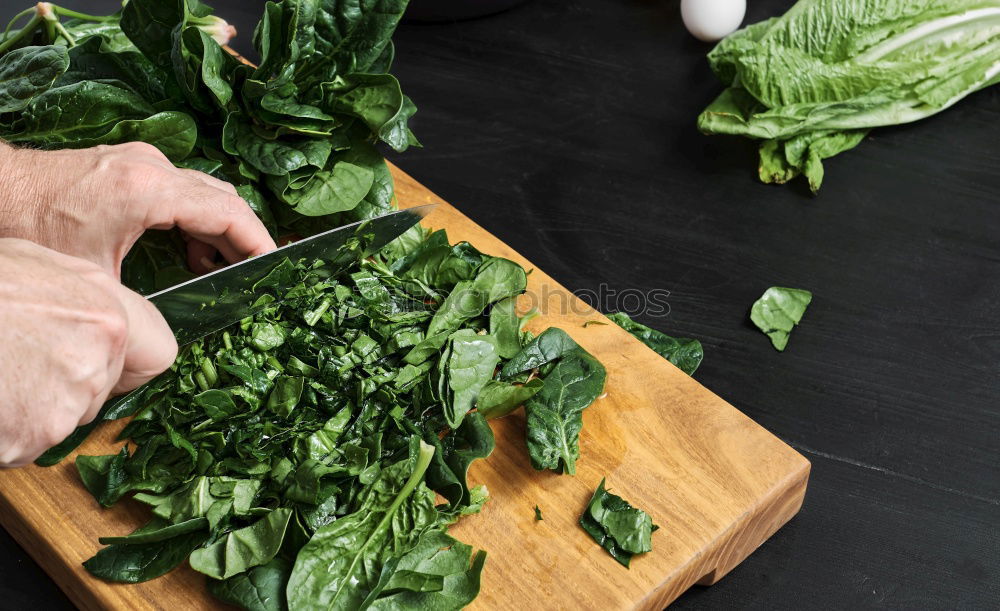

{"left": 0, "top": 239, "right": 177, "bottom": 466}
{"left": 0, "top": 141, "right": 277, "bottom": 278}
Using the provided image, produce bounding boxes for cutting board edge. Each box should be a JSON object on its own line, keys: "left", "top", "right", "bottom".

{"left": 636, "top": 455, "right": 809, "bottom": 609}
{"left": 0, "top": 488, "right": 107, "bottom": 611}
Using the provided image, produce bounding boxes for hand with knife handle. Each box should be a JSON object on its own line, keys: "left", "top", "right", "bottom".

{"left": 0, "top": 141, "right": 277, "bottom": 466}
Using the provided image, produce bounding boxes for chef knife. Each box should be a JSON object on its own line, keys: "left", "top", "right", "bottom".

{"left": 149, "top": 204, "right": 435, "bottom": 345}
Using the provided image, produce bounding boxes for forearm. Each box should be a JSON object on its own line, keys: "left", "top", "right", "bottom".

{"left": 0, "top": 141, "right": 42, "bottom": 237}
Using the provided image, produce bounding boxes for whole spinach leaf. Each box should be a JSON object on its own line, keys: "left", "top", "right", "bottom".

{"left": 119, "top": 0, "right": 186, "bottom": 68}
{"left": 190, "top": 508, "right": 293, "bottom": 579}
{"left": 364, "top": 530, "right": 487, "bottom": 611}
{"left": 286, "top": 439, "right": 442, "bottom": 609}
{"left": 0, "top": 45, "right": 69, "bottom": 112}
{"left": 524, "top": 350, "right": 606, "bottom": 475}
{"left": 307, "top": 0, "right": 410, "bottom": 79}
{"left": 83, "top": 528, "right": 210, "bottom": 583}
{"left": 443, "top": 330, "right": 500, "bottom": 429}
{"left": 607, "top": 312, "right": 703, "bottom": 376}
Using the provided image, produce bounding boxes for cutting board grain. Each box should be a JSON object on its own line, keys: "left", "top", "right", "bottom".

{"left": 0, "top": 164, "right": 809, "bottom": 610}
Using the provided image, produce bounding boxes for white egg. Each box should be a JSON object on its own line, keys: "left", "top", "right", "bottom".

{"left": 681, "top": 0, "right": 747, "bottom": 43}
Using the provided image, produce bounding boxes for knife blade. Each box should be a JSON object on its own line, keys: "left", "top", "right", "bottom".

{"left": 148, "top": 204, "right": 435, "bottom": 345}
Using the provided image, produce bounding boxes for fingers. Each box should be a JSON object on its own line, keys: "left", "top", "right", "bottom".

{"left": 109, "top": 284, "right": 178, "bottom": 396}
{"left": 178, "top": 167, "right": 238, "bottom": 196}
{"left": 147, "top": 169, "right": 277, "bottom": 265}
{"left": 186, "top": 237, "right": 221, "bottom": 275}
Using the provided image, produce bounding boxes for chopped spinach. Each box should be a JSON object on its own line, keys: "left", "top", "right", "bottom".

{"left": 48, "top": 231, "right": 604, "bottom": 608}
{"left": 579, "top": 478, "right": 657, "bottom": 568}
{"left": 534, "top": 505, "right": 543, "bottom": 521}
{"left": 750, "top": 287, "right": 812, "bottom": 351}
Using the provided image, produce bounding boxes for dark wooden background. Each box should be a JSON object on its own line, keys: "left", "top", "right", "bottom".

{"left": 1, "top": 0, "right": 998, "bottom": 608}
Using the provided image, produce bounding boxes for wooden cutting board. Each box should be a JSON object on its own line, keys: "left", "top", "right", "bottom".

{"left": 0, "top": 164, "right": 809, "bottom": 610}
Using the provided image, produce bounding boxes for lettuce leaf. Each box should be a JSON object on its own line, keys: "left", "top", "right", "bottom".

{"left": 698, "top": 0, "right": 1000, "bottom": 191}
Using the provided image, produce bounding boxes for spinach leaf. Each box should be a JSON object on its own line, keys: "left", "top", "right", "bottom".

{"left": 328, "top": 73, "right": 417, "bottom": 152}
{"left": 36, "top": 377, "right": 165, "bottom": 466}
{"left": 190, "top": 508, "right": 293, "bottom": 580}
{"left": 477, "top": 378, "right": 543, "bottom": 420}
{"left": 134, "top": 475, "right": 257, "bottom": 529}
{"left": 579, "top": 478, "right": 657, "bottom": 568}
{"left": 76, "top": 447, "right": 134, "bottom": 507}
{"left": 607, "top": 312, "right": 703, "bottom": 375}
{"left": 443, "top": 330, "right": 500, "bottom": 429}
{"left": 8, "top": 80, "right": 155, "bottom": 141}
{"left": 266, "top": 376, "right": 304, "bottom": 418}
{"left": 120, "top": 0, "right": 186, "bottom": 68}
{"left": 0, "top": 45, "right": 69, "bottom": 112}
{"left": 472, "top": 257, "right": 528, "bottom": 303}
{"left": 534, "top": 505, "right": 543, "bottom": 521}
{"left": 98, "top": 517, "right": 208, "bottom": 545}
{"left": 208, "top": 558, "right": 291, "bottom": 611}
{"left": 500, "top": 327, "right": 579, "bottom": 378}
{"left": 83, "top": 528, "right": 210, "bottom": 583}
{"left": 525, "top": 350, "right": 606, "bottom": 475}
{"left": 750, "top": 286, "right": 812, "bottom": 351}
{"left": 281, "top": 158, "right": 375, "bottom": 216}
{"left": 194, "top": 389, "right": 238, "bottom": 421}
{"left": 423, "top": 412, "right": 495, "bottom": 510}
{"left": 489, "top": 296, "right": 521, "bottom": 359}
{"left": 363, "top": 530, "right": 487, "bottom": 611}
{"left": 286, "top": 439, "right": 440, "bottom": 609}
{"left": 308, "top": 0, "right": 410, "bottom": 78}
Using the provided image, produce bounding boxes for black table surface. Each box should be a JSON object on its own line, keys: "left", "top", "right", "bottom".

{"left": 1, "top": 1, "right": 997, "bottom": 609}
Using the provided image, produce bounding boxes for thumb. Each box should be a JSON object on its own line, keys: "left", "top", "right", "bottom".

{"left": 111, "top": 285, "right": 179, "bottom": 395}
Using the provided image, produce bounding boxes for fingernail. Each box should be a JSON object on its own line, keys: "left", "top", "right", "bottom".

{"left": 200, "top": 257, "right": 219, "bottom": 271}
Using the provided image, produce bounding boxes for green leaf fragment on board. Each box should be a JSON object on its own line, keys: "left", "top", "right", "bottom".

{"left": 579, "top": 478, "right": 657, "bottom": 568}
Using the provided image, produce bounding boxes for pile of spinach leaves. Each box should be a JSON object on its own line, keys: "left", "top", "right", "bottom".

{"left": 0, "top": 0, "right": 417, "bottom": 294}
{"left": 52, "top": 230, "right": 606, "bottom": 609}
